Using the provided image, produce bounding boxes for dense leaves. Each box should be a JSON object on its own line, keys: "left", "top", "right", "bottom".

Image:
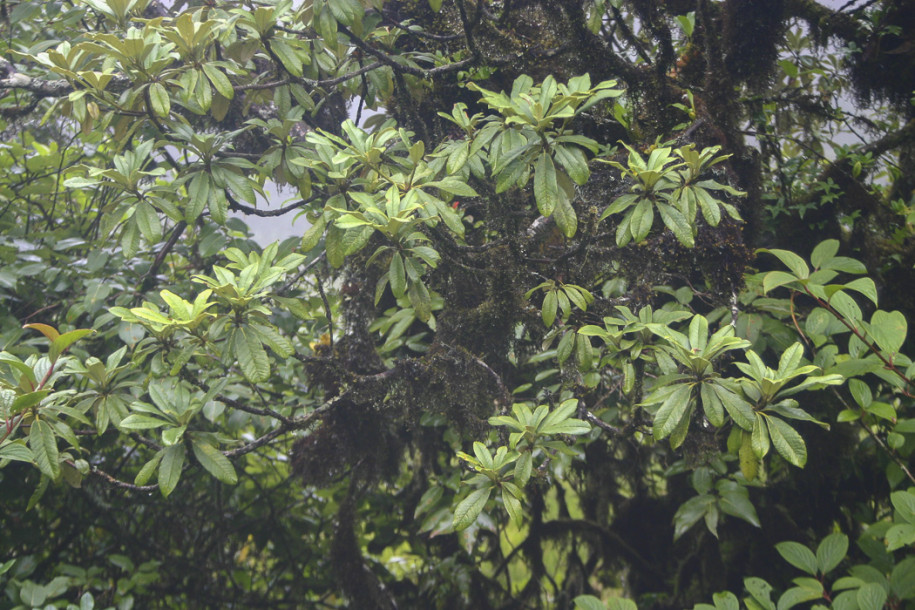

{"left": 1, "top": 0, "right": 915, "bottom": 608}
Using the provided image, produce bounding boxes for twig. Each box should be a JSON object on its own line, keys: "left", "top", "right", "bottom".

{"left": 90, "top": 467, "right": 158, "bottom": 492}
{"left": 314, "top": 273, "right": 334, "bottom": 352}
{"left": 225, "top": 190, "right": 311, "bottom": 218}
{"left": 586, "top": 411, "right": 623, "bottom": 435}
{"left": 141, "top": 221, "right": 187, "bottom": 292}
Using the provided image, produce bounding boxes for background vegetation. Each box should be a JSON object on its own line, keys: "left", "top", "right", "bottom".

{"left": 1, "top": 0, "right": 914, "bottom": 608}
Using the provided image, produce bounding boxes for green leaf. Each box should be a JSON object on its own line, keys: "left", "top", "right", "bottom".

{"left": 233, "top": 326, "right": 270, "bottom": 383}
{"left": 270, "top": 39, "right": 303, "bottom": 77}
{"left": 0, "top": 440, "right": 34, "bottom": 463}
{"left": 870, "top": 310, "right": 907, "bottom": 354}
{"left": 119, "top": 414, "right": 169, "bottom": 430}
{"left": 775, "top": 541, "right": 818, "bottom": 575}
{"left": 202, "top": 64, "right": 234, "bottom": 99}
{"left": 810, "top": 240, "right": 839, "bottom": 269}
{"left": 631, "top": 199, "right": 653, "bottom": 242}
{"left": 534, "top": 152, "right": 559, "bottom": 216}
{"left": 891, "top": 557, "right": 915, "bottom": 600}
{"left": 553, "top": 191, "right": 578, "bottom": 238}
{"left": 765, "top": 417, "right": 807, "bottom": 467}
{"left": 10, "top": 390, "right": 51, "bottom": 414}
{"left": 553, "top": 144, "right": 590, "bottom": 185}
{"left": 453, "top": 487, "right": 491, "bottom": 530}
{"left": 573, "top": 595, "right": 606, "bottom": 610}
{"left": 408, "top": 279, "right": 432, "bottom": 323}
{"left": 751, "top": 414, "right": 770, "bottom": 458}
{"left": 673, "top": 493, "right": 715, "bottom": 539}
{"left": 711, "top": 591, "right": 740, "bottom": 610}
{"left": 657, "top": 202, "right": 694, "bottom": 247}
{"left": 652, "top": 383, "right": 693, "bottom": 440}
{"left": 514, "top": 451, "right": 532, "bottom": 486}
{"left": 158, "top": 443, "right": 185, "bottom": 497}
{"left": 805, "top": 308, "right": 832, "bottom": 336}
{"left": 447, "top": 140, "right": 470, "bottom": 174}
{"left": 891, "top": 490, "right": 915, "bottom": 521}
{"left": 887, "top": 523, "right": 915, "bottom": 551}
{"left": 700, "top": 382, "right": 725, "bottom": 427}
{"left": 148, "top": 82, "right": 170, "bottom": 117}
{"left": 301, "top": 215, "right": 326, "bottom": 252}
{"left": 502, "top": 488, "right": 523, "bottom": 524}
{"left": 758, "top": 248, "right": 810, "bottom": 279}
{"left": 843, "top": 277, "right": 878, "bottom": 306}
{"left": 855, "top": 583, "right": 887, "bottom": 610}
{"left": 776, "top": 582, "right": 823, "bottom": 610}
{"left": 415, "top": 486, "right": 443, "bottom": 518}
{"left": 542, "top": 290, "right": 558, "bottom": 327}
{"left": 29, "top": 420, "right": 60, "bottom": 480}
{"left": 712, "top": 383, "right": 755, "bottom": 430}
{"left": 762, "top": 271, "right": 801, "bottom": 294}
{"left": 718, "top": 485, "right": 761, "bottom": 528}
{"left": 426, "top": 177, "right": 479, "bottom": 197}
{"left": 744, "top": 577, "right": 776, "bottom": 610}
{"left": 815, "top": 533, "right": 848, "bottom": 575}
{"left": 134, "top": 451, "right": 163, "bottom": 486}
{"left": 192, "top": 440, "right": 237, "bottom": 484}
{"left": 134, "top": 201, "right": 162, "bottom": 243}
{"left": 389, "top": 252, "right": 407, "bottom": 299}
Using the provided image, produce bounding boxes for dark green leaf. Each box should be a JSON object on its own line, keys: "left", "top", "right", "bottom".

{"left": 158, "top": 443, "right": 185, "bottom": 498}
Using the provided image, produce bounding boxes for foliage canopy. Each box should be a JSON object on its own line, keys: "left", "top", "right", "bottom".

{"left": 1, "top": 0, "right": 915, "bottom": 608}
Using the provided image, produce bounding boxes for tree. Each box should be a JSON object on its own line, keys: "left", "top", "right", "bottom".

{"left": 1, "top": 0, "right": 914, "bottom": 607}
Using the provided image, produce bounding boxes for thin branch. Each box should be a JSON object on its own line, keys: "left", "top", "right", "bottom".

{"left": 141, "top": 220, "right": 187, "bottom": 292}
{"left": 186, "top": 375, "right": 292, "bottom": 424}
{"left": 90, "top": 466, "right": 158, "bottom": 492}
{"left": 803, "top": 286, "right": 914, "bottom": 395}
{"left": 314, "top": 272, "right": 334, "bottom": 352}
{"left": 586, "top": 411, "right": 623, "bottom": 435}
{"left": 225, "top": 190, "right": 312, "bottom": 218}
{"left": 279, "top": 251, "right": 326, "bottom": 293}
{"left": 857, "top": 418, "right": 915, "bottom": 487}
